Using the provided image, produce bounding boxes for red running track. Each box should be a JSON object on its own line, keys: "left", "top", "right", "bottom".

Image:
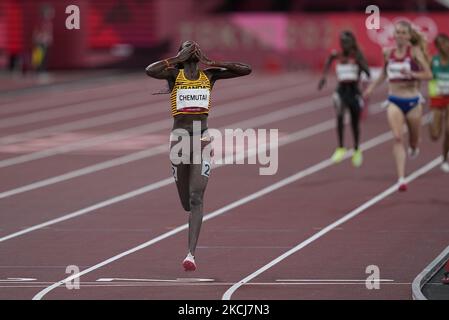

{"left": 0, "top": 71, "right": 447, "bottom": 300}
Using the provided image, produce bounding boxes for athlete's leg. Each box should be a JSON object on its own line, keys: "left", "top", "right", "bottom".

{"left": 331, "top": 92, "right": 347, "bottom": 163}
{"left": 333, "top": 92, "right": 345, "bottom": 148}
{"left": 405, "top": 103, "right": 423, "bottom": 151}
{"left": 387, "top": 103, "right": 407, "bottom": 180}
{"left": 187, "top": 161, "right": 210, "bottom": 256}
{"left": 429, "top": 108, "right": 443, "bottom": 141}
{"left": 172, "top": 163, "right": 191, "bottom": 212}
{"left": 348, "top": 100, "right": 361, "bottom": 150}
{"left": 186, "top": 136, "right": 212, "bottom": 257}
{"left": 170, "top": 138, "right": 191, "bottom": 212}
{"left": 444, "top": 106, "right": 449, "bottom": 162}
{"left": 348, "top": 98, "right": 363, "bottom": 167}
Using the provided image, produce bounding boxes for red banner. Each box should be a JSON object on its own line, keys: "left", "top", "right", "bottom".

{"left": 87, "top": 0, "right": 157, "bottom": 49}
{"left": 174, "top": 13, "right": 449, "bottom": 71}
{"left": 2, "top": 9, "right": 448, "bottom": 70}
{"left": 0, "top": 0, "right": 24, "bottom": 55}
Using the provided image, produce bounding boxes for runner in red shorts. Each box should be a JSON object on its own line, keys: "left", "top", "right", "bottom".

{"left": 428, "top": 33, "right": 449, "bottom": 172}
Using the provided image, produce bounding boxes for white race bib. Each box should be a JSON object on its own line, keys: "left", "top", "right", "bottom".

{"left": 201, "top": 160, "right": 211, "bottom": 177}
{"left": 437, "top": 80, "right": 449, "bottom": 95}
{"left": 336, "top": 63, "right": 359, "bottom": 81}
{"left": 176, "top": 88, "right": 210, "bottom": 110}
{"left": 387, "top": 60, "right": 411, "bottom": 80}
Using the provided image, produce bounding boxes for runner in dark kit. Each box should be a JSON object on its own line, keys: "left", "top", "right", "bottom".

{"left": 145, "top": 41, "right": 251, "bottom": 271}
{"left": 318, "top": 30, "right": 370, "bottom": 168}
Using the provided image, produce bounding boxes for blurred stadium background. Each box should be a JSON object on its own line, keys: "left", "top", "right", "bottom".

{"left": 1, "top": 0, "right": 448, "bottom": 76}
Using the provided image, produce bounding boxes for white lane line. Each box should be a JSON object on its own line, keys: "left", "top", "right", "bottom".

{"left": 0, "top": 71, "right": 255, "bottom": 119}
{"left": 0, "top": 278, "right": 37, "bottom": 282}
{"left": 197, "top": 246, "right": 292, "bottom": 249}
{"left": 0, "top": 81, "right": 323, "bottom": 169}
{"left": 0, "top": 281, "right": 403, "bottom": 285}
{"left": 0, "top": 76, "right": 144, "bottom": 114}
{"left": 0, "top": 95, "right": 339, "bottom": 199}
{"left": 0, "top": 177, "right": 173, "bottom": 242}
{"left": 0, "top": 73, "right": 243, "bottom": 116}
{"left": 0, "top": 102, "right": 383, "bottom": 241}
{"left": 0, "top": 101, "right": 384, "bottom": 242}
{"left": 0, "top": 104, "right": 163, "bottom": 146}
{"left": 0, "top": 118, "right": 332, "bottom": 242}
{"left": 31, "top": 127, "right": 397, "bottom": 300}
{"left": 221, "top": 156, "right": 442, "bottom": 300}
{"left": 0, "top": 73, "right": 301, "bottom": 129}
{"left": 0, "top": 71, "right": 301, "bottom": 114}
{"left": 3, "top": 282, "right": 415, "bottom": 289}
{"left": 276, "top": 279, "right": 394, "bottom": 282}
{"left": 96, "top": 278, "right": 215, "bottom": 282}
{"left": 0, "top": 120, "right": 169, "bottom": 168}
{"left": 0, "top": 92, "right": 155, "bottom": 129}
{"left": 0, "top": 265, "right": 86, "bottom": 268}
{"left": 0, "top": 76, "right": 303, "bottom": 145}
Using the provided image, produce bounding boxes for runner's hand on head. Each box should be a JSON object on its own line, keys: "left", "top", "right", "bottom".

{"left": 176, "top": 43, "right": 197, "bottom": 62}
{"left": 196, "top": 47, "right": 214, "bottom": 66}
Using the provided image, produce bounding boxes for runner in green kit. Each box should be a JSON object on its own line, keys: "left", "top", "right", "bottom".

{"left": 428, "top": 33, "right": 449, "bottom": 172}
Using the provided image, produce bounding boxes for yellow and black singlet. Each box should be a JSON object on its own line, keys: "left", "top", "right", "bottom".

{"left": 170, "top": 69, "right": 211, "bottom": 117}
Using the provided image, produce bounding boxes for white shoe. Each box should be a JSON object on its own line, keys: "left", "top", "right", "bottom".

{"left": 182, "top": 252, "right": 196, "bottom": 271}
{"left": 441, "top": 162, "right": 449, "bottom": 173}
{"left": 408, "top": 147, "right": 420, "bottom": 159}
{"left": 397, "top": 177, "right": 407, "bottom": 192}
{"left": 381, "top": 100, "right": 389, "bottom": 109}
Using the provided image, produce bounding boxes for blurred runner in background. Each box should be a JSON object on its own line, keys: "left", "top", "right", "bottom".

{"left": 32, "top": 4, "right": 54, "bottom": 79}
{"left": 318, "top": 30, "right": 370, "bottom": 168}
{"left": 428, "top": 33, "right": 449, "bottom": 172}
{"left": 364, "top": 20, "right": 432, "bottom": 191}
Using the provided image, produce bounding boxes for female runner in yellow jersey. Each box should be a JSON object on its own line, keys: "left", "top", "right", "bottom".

{"left": 145, "top": 41, "right": 251, "bottom": 271}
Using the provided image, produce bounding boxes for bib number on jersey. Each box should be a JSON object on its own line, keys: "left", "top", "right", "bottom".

{"left": 171, "top": 165, "right": 178, "bottom": 181}
{"left": 201, "top": 161, "right": 211, "bottom": 178}
{"left": 336, "top": 63, "right": 359, "bottom": 81}
{"left": 437, "top": 80, "right": 449, "bottom": 95}
{"left": 176, "top": 88, "right": 210, "bottom": 110}
{"left": 387, "top": 61, "right": 411, "bottom": 80}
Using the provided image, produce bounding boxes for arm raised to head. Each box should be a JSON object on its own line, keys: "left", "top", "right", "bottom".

{"left": 145, "top": 43, "right": 197, "bottom": 79}
{"left": 195, "top": 47, "right": 251, "bottom": 83}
